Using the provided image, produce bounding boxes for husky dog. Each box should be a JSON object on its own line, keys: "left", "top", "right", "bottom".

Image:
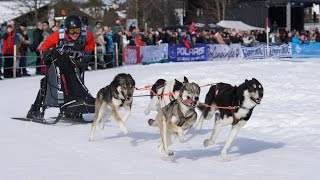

{"left": 89, "top": 73, "right": 135, "bottom": 141}
{"left": 148, "top": 82, "right": 200, "bottom": 157}
{"left": 144, "top": 77, "right": 188, "bottom": 115}
{"left": 196, "top": 78, "right": 263, "bottom": 160}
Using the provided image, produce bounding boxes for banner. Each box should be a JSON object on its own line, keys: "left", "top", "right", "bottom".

{"left": 168, "top": 44, "right": 207, "bottom": 62}
{"left": 242, "top": 45, "right": 265, "bottom": 59}
{"left": 267, "top": 43, "right": 291, "bottom": 58}
{"left": 291, "top": 42, "right": 320, "bottom": 58}
{"left": 140, "top": 44, "right": 168, "bottom": 64}
{"left": 207, "top": 44, "right": 243, "bottom": 60}
{"left": 123, "top": 46, "right": 141, "bottom": 65}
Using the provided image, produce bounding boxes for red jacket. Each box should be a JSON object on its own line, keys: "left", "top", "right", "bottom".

{"left": 39, "top": 30, "right": 95, "bottom": 52}
{"left": 2, "top": 31, "right": 14, "bottom": 55}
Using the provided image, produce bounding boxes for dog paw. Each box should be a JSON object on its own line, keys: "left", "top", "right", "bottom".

{"left": 122, "top": 128, "right": 129, "bottom": 135}
{"left": 220, "top": 153, "right": 230, "bottom": 161}
{"left": 168, "top": 151, "right": 175, "bottom": 156}
{"left": 158, "top": 145, "right": 164, "bottom": 153}
{"left": 203, "top": 139, "right": 212, "bottom": 147}
{"left": 179, "top": 137, "right": 185, "bottom": 143}
{"left": 195, "top": 123, "right": 202, "bottom": 130}
{"left": 89, "top": 138, "right": 94, "bottom": 142}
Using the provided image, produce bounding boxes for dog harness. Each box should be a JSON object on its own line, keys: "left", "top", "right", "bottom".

{"left": 164, "top": 100, "right": 196, "bottom": 127}
{"left": 214, "top": 83, "right": 248, "bottom": 125}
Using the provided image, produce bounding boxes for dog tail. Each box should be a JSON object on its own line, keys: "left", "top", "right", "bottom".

{"left": 148, "top": 119, "right": 158, "bottom": 127}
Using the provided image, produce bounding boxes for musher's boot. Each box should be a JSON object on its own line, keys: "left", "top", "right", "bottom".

{"left": 26, "top": 104, "right": 41, "bottom": 119}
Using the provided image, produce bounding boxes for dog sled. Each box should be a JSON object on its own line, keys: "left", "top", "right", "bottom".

{"left": 13, "top": 45, "right": 95, "bottom": 124}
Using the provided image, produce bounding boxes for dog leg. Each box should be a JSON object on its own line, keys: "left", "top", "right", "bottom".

{"left": 167, "top": 122, "right": 184, "bottom": 143}
{"left": 144, "top": 100, "right": 152, "bottom": 115}
{"left": 122, "top": 104, "right": 131, "bottom": 123}
{"left": 167, "top": 131, "right": 175, "bottom": 147}
{"left": 145, "top": 96, "right": 158, "bottom": 115}
{"left": 158, "top": 130, "right": 175, "bottom": 154}
{"left": 99, "top": 107, "right": 111, "bottom": 130}
{"left": 160, "top": 118, "right": 174, "bottom": 156}
{"left": 144, "top": 105, "right": 151, "bottom": 115}
{"left": 99, "top": 116, "right": 106, "bottom": 130}
{"left": 111, "top": 105, "right": 128, "bottom": 135}
{"left": 220, "top": 120, "right": 247, "bottom": 160}
{"left": 195, "top": 113, "right": 205, "bottom": 130}
{"left": 203, "top": 119, "right": 223, "bottom": 147}
{"left": 89, "top": 102, "right": 106, "bottom": 141}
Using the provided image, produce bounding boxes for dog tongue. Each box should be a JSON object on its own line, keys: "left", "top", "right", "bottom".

{"left": 183, "top": 99, "right": 195, "bottom": 105}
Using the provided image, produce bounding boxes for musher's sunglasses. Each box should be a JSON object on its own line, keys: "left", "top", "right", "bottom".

{"left": 67, "top": 28, "right": 81, "bottom": 35}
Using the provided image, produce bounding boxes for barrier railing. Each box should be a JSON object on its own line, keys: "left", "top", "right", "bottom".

{"left": 0, "top": 43, "right": 123, "bottom": 79}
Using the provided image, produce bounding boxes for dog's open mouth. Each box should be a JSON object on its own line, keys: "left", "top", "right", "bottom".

{"left": 250, "top": 97, "right": 261, "bottom": 104}
{"left": 182, "top": 99, "right": 197, "bottom": 107}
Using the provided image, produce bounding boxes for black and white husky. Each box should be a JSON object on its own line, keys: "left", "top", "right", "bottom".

{"left": 144, "top": 77, "right": 188, "bottom": 115}
{"left": 89, "top": 73, "right": 135, "bottom": 141}
{"left": 148, "top": 82, "right": 200, "bottom": 157}
{"left": 196, "top": 78, "right": 263, "bottom": 160}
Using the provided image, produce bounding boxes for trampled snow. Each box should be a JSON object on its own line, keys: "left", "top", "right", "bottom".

{"left": 1, "top": 59, "right": 319, "bottom": 180}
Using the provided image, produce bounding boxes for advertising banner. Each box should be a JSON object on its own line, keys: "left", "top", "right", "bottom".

{"left": 140, "top": 44, "right": 168, "bottom": 64}
{"left": 267, "top": 43, "right": 291, "bottom": 58}
{"left": 291, "top": 42, "right": 320, "bottom": 58}
{"left": 168, "top": 44, "right": 207, "bottom": 62}
{"left": 123, "top": 46, "right": 141, "bottom": 65}
{"left": 207, "top": 44, "right": 243, "bottom": 60}
{"left": 242, "top": 45, "right": 265, "bottom": 59}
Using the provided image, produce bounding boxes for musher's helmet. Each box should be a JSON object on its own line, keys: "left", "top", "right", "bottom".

{"left": 64, "top": 15, "right": 82, "bottom": 30}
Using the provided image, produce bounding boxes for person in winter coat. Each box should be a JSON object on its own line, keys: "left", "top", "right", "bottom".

{"left": 27, "top": 15, "right": 95, "bottom": 119}
{"left": 104, "top": 26, "right": 114, "bottom": 68}
{"left": 39, "top": 17, "right": 95, "bottom": 52}
{"left": 112, "top": 25, "right": 123, "bottom": 66}
{"left": 32, "top": 22, "right": 44, "bottom": 75}
{"left": 0, "top": 25, "right": 3, "bottom": 80}
{"left": 16, "top": 22, "right": 30, "bottom": 76}
{"left": 2, "top": 25, "right": 15, "bottom": 78}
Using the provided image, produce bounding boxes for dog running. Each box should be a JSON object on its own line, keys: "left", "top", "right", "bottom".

{"left": 89, "top": 73, "right": 135, "bottom": 141}
{"left": 196, "top": 78, "right": 263, "bottom": 160}
{"left": 144, "top": 77, "right": 188, "bottom": 115}
{"left": 148, "top": 81, "right": 200, "bottom": 157}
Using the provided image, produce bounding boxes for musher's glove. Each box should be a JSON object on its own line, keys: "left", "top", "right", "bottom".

{"left": 72, "top": 42, "right": 85, "bottom": 51}
{"left": 43, "top": 50, "right": 57, "bottom": 66}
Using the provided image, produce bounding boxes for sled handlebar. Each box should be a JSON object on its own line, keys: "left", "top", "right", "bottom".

{"left": 55, "top": 44, "right": 83, "bottom": 59}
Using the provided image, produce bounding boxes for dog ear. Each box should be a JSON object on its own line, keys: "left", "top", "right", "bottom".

{"left": 110, "top": 76, "right": 119, "bottom": 95}
{"left": 127, "top": 74, "right": 135, "bottom": 86}
{"left": 183, "top": 76, "right": 189, "bottom": 84}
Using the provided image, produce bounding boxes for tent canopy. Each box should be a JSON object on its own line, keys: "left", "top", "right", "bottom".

{"left": 217, "top": 20, "right": 265, "bottom": 31}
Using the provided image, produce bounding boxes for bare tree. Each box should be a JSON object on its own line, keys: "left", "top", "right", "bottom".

{"left": 132, "top": 0, "right": 178, "bottom": 28}
{"left": 81, "top": 0, "right": 105, "bottom": 19}
{"left": 4, "top": 0, "right": 50, "bottom": 25}
{"left": 198, "top": 0, "right": 235, "bottom": 23}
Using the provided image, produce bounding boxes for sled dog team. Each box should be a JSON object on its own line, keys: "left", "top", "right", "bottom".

{"left": 89, "top": 73, "right": 264, "bottom": 160}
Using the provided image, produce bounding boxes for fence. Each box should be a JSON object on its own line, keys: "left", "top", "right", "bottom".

{"left": 1, "top": 43, "right": 121, "bottom": 78}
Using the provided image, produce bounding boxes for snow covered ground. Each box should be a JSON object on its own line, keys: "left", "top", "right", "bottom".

{"left": 1, "top": 59, "right": 319, "bottom": 180}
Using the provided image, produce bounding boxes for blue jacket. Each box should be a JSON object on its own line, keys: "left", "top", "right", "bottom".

{"left": 104, "top": 33, "right": 114, "bottom": 52}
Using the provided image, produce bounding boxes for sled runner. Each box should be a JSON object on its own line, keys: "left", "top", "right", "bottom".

{"left": 17, "top": 45, "right": 95, "bottom": 124}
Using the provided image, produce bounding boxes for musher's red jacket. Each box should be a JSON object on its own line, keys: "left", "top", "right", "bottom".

{"left": 39, "top": 30, "right": 95, "bottom": 52}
